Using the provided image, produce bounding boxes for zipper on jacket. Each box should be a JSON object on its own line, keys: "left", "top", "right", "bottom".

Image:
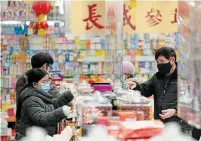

{"left": 160, "top": 77, "right": 171, "bottom": 113}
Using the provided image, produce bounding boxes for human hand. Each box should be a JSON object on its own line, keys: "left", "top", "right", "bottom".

{"left": 159, "top": 109, "right": 176, "bottom": 120}
{"left": 63, "top": 105, "right": 72, "bottom": 116}
{"left": 125, "top": 81, "right": 137, "bottom": 89}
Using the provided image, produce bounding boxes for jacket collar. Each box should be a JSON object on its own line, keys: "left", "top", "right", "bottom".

{"left": 20, "top": 87, "right": 53, "bottom": 104}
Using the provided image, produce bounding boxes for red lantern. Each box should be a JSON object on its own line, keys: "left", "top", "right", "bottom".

{"left": 40, "top": 21, "right": 48, "bottom": 29}
{"left": 36, "top": 21, "right": 49, "bottom": 29}
{"left": 32, "top": 1, "right": 52, "bottom": 16}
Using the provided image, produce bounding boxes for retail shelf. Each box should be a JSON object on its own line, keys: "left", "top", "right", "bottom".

{"left": 0, "top": 20, "right": 64, "bottom": 26}
{"left": 80, "top": 73, "right": 106, "bottom": 75}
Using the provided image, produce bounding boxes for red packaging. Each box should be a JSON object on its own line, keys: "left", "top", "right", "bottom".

{"left": 119, "top": 120, "right": 164, "bottom": 139}
{"left": 97, "top": 116, "right": 109, "bottom": 126}
{"left": 118, "top": 111, "right": 137, "bottom": 121}
{"left": 1, "top": 136, "right": 8, "bottom": 141}
{"left": 108, "top": 119, "right": 120, "bottom": 137}
{"left": 7, "top": 108, "right": 15, "bottom": 117}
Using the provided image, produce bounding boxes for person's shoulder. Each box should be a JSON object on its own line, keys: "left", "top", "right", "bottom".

{"left": 22, "top": 95, "right": 44, "bottom": 108}
{"left": 22, "top": 93, "right": 43, "bottom": 106}
{"left": 148, "top": 72, "right": 160, "bottom": 82}
{"left": 16, "top": 72, "right": 27, "bottom": 86}
{"left": 154, "top": 72, "right": 162, "bottom": 78}
{"left": 20, "top": 87, "right": 39, "bottom": 102}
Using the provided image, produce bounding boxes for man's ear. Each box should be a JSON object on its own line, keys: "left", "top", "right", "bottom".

{"left": 169, "top": 57, "right": 175, "bottom": 64}
{"left": 41, "top": 63, "right": 47, "bottom": 71}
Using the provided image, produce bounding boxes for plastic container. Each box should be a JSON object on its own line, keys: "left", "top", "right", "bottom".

{"left": 81, "top": 102, "right": 112, "bottom": 125}
{"left": 77, "top": 94, "right": 112, "bottom": 125}
{"left": 76, "top": 80, "right": 93, "bottom": 96}
{"left": 117, "top": 91, "right": 153, "bottom": 120}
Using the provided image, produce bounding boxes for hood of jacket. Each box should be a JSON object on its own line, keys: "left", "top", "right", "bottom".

{"left": 20, "top": 87, "right": 53, "bottom": 104}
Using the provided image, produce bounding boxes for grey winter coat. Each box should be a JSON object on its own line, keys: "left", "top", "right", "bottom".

{"left": 15, "top": 86, "right": 74, "bottom": 140}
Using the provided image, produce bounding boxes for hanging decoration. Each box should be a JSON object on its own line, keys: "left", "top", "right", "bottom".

{"left": 32, "top": 1, "right": 52, "bottom": 36}
{"left": 32, "top": 1, "right": 52, "bottom": 16}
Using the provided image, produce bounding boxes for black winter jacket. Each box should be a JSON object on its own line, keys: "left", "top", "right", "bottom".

{"left": 134, "top": 69, "right": 180, "bottom": 123}
{"left": 15, "top": 87, "right": 74, "bottom": 140}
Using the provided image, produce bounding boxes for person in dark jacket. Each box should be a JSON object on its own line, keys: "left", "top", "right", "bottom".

{"left": 15, "top": 68, "right": 74, "bottom": 140}
{"left": 16, "top": 52, "right": 60, "bottom": 102}
{"left": 126, "top": 47, "right": 186, "bottom": 125}
{"left": 192, "top": 127, "right": 201, "bottom": 140}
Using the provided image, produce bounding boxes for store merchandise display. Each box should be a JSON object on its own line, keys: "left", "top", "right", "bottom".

{"left": 54, "top": 81, "right": 154, "bottom": 138}
{"left": 178, "top": 1, "right": 201, "bottom": 129}
{"left": 14, "top": 123, "right": 197, "bottom": 141}
{"left": 117, "top": 91, "right": 153, "bottom": 120}
{"left": 1, "top": 23, "right": 65, "bottom": 35}
{"left": 1, "top": 1, "right": 36, "bottom": 21}
{"left": 1, "top": 0, "right": 196, "bottom": 141}
{"left": 0, "top": 118, "right": 15, "bottom": 141}
{"left": 0, "top": 33, "right": 178, "bottom": 86}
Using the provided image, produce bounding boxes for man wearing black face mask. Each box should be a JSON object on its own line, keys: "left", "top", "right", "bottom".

{"left": 126, "top": 47, "right": 187, "bottom": 127}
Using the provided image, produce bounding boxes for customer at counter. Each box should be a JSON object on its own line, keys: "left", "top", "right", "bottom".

{"left": 123, "top": 61, "right": 135, "bottom": 80}
{"left": 15, "top": 68, "right": 74, "bottom": 140}
{"left": 16, "top": 52, "right": 62, "bottom": 100}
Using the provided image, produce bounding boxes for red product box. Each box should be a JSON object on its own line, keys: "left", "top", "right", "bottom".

{"left": 1, "top": 136, "right": 8, "bottom": 141}
{"left": 118, "top": 111, "right": 137, "bottom": 121}
{"left": 119, "top": 120, "right": 164, "bottom": 139}
{"left": 7, "top": 108, "right": 15, "bottom": 117}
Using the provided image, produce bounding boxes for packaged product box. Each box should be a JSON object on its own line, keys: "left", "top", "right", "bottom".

{"left": 82, "top": 103, "right": 112, "bottom": 125}
{"left": 118, "top": 120, "right": 164, "bottom": 140}
{"left": 118, "top": 111, "right": 137, "bottom": 121}
{"left": 117, "top": 92, "right": 153, "bottom": 120}
{"left": 107, "top": 118, "right": 120, "bottom": 137}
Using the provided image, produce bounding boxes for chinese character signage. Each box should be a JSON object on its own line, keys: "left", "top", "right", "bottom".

{"left": 70, "top": 1, "right": 105, "bottom": 36}
{"left": 135, "top": 1, "right": 178, "bottom": 33}
{"left": 70, "top": 1, "right": 178, "bottom": 35}
{"left": 123, "top": 1, "right": 136, "bottom": 34}
{"left": 83, "top": 4, "right": 105, "bottom": 30}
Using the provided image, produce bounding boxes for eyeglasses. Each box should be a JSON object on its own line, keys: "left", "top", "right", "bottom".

{"left": 41, "top": 80, "right": 51, "bottom": 84}
{"left": 47, "top": 64, "right": 53, "bottom": 71}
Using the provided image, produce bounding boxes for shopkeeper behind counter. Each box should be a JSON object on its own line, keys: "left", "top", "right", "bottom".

{"left": 126, "top": 47, "right": 189, "bottom": 130}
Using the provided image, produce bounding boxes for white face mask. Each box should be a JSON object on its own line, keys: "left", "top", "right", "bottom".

{"left": 40, "top": 82, "right": 51, "bottom": 93}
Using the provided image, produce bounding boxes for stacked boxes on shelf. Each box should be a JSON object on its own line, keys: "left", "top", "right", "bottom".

{"left": 1, "top": 31, "right": 178, "bottom": 120}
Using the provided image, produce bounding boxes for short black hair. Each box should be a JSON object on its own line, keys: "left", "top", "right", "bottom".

{"left": 26, "top": 68, "right": 48, "bottom": 85}
{"left": 155, "top": 47, "right": 176, "bottom": 61}
{"left": 31, "top": 52, "right": 54, "bottom": 68}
